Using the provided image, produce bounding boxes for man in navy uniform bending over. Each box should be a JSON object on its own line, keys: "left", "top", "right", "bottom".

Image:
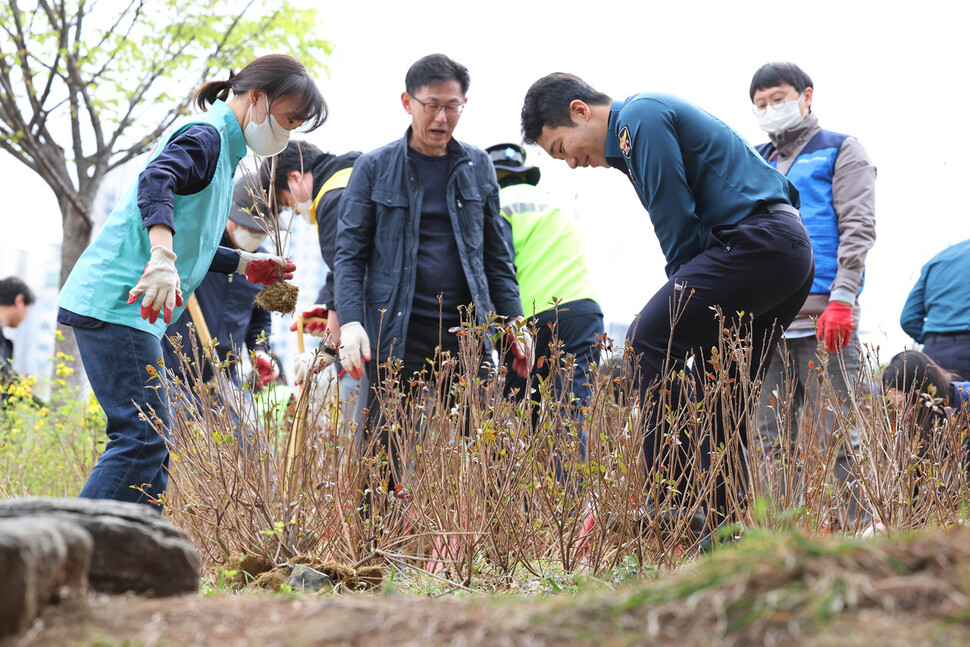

{"left": 520, "top": 73, "right": 814, "bottom": 528}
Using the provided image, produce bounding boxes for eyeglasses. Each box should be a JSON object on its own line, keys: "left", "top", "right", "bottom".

{"left": 410, "top": 95, "right": 464, "bottom": 117}
{"left": 752, "top": 91, "right": 801, "bottom": 114}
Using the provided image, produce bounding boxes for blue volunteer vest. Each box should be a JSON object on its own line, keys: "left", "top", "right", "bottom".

{"left": 757, "top": 130, "right": 862, "bottom": 296}
{"left": 58, "top": 100, "right": 248, "bottom": 338}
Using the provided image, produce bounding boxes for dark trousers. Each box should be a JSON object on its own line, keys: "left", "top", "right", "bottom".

{"left": 362, "top": 314, "right": 463, "bottom": 486}
{"left": 504, "top": 299, "right": 604, "bottom": 462}
{"left": 922, "top": 335, "right": 970, "bottom": 381}
{"left": 628, "top": 210, "right": 815, "bottom": 518}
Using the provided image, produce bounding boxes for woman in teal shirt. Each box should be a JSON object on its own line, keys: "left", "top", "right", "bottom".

{"left": 57, "top": 54, "right": 327, "bottom": 508}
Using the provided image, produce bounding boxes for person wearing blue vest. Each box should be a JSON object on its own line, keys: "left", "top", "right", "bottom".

{"left": 56, "top": 55, "right": 328, "bottom": 508}
{"left": 750, "top": 62, "right": 877, "bottom": 524}
{"left": 900, "top": 238, "right": 970, "bottom": 380}
{"left": 521, "top": 73, "right": 814, "bottom": 528}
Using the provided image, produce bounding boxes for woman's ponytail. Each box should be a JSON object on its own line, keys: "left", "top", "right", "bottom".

{"left": 193, "top": 70, "right": 236, "bottom": 111}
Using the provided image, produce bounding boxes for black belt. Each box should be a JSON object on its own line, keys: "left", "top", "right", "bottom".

{"left": 745, "top": 202, "right": 801, "bottom": 222}
{"left": 924, "top": 332, "right": 970, "bottom": 343}
{"left": 762, "top": 202, "right": 801, "bottom": 218}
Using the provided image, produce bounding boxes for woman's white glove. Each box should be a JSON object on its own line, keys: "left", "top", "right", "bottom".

{"left": 338, "top": 321, "right": 371, "bottom": 380}
{"left": 127, "top": 245, "right": 182, "bottom": 324}
{"left": 293, "top": 347, "right": 337, "bottom": 386}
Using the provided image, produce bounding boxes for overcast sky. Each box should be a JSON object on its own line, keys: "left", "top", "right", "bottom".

{"left": 4, "top": 0, "right": 968, "bottom": 365}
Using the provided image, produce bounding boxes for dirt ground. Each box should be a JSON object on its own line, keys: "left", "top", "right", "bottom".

{"left": 7, "top": 526, "right": 970, "bottom": 647}
{"left": 4, "top": 590, "right": 970, "bottom": 647}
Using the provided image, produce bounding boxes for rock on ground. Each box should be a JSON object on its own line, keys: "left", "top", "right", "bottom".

{"left": 0, "top": 517, "right": 93, "bottom": 637}
{"left": 0, "top": 497, "right": 199, "bottom": 597}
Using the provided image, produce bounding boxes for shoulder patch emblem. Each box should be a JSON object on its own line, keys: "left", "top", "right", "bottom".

{"left": 618, "top": 125, "right": 632, "bottom": 159}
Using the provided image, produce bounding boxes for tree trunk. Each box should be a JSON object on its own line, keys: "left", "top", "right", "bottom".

{"left": 55, "top": 198, "right": 94, "bottom": 388}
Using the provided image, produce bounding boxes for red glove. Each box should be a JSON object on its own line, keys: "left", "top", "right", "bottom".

{"left": 127, "top": 251, "right": 183, "bottom": 325}
{"left": 506, "top": 327, "right": 535, "bottom": 378}
{"left": 235, "top": 251, "right": 296, "bottom": 286}
{"left": 253, "top": 351, "right": 278, "bottom": 386}
{"left": 289, "top": 305, "right": 329, "bottom": 337}
{"left": 816, "top": 302, "right": 854, "bottom": 354}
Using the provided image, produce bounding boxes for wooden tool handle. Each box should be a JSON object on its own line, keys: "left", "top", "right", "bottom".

{"left": 296, "top": 313, "right": 305, "bottom": 354}
{"left": 186, "top": 294, "right": 212, "bottom": 346}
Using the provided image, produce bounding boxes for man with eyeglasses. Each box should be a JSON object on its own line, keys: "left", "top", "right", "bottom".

{"left": 749, "top": 62, "right": 876, "bottom": 525}
{"left": 335, "top": 53, "right": 532, "bottom": 485}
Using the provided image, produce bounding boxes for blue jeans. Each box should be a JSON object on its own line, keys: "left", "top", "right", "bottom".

{"left": 74, "top": 322, "right": 170, "bottom": 508}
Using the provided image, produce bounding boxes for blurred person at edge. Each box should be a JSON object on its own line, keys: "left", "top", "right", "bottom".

{"left": 334, "top": 53, "right": 532, "bottom": 488}
{"left": 521, "top": 72, "right": 813, "bottom": 531}
{"left": 901, "top": 238, "right": 970, "bottom": 380}
{"left": 749, "top": 62, "right": 876, "bottom": 525}
{"left": 56, "top": 55, "right": 327, "bottom": 509}
{"left": 0, "top": 276, "right": 35, "bottom": 407}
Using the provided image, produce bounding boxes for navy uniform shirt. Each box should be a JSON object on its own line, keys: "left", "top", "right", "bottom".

{"left": 605, "top": 93, "right": 800, "bottom": 277}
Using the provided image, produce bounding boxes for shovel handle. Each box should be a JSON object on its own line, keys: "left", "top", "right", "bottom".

{"left": 296, "top": 313, "right": 305, "bottom": 354}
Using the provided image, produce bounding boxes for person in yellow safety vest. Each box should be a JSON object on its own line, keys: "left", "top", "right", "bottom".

{"left": 259, "top": 140, "right": 361, "bottom": 348}
{"left": 259, "top": 139, "right": 362, "bottom": 391}
{"left": 487, "top": 142, "right": 605, "bottom": 461}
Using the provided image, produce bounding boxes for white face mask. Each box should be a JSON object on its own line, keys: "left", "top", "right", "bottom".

{"left": 295, "top": 198, "right": 314, "bottom": 224}
{"left": 244, "top": 95, "right": 289, "bottom": 157}
{"left": 754, "top": 97, "right": 804, "bottom": 134}
{"left": 234, "top": 228, "right": 267, "bottom": 252}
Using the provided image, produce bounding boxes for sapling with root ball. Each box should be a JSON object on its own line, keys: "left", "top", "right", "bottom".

{"left": 237, "top": 157, "right": 299, "bottom": 314}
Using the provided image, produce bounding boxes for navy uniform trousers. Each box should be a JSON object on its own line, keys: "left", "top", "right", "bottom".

{"left": 627, "top": 208, "right": 815, "bottom": 519}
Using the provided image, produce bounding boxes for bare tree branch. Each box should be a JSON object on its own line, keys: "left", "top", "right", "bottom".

{"left": 87, "top": 0, "right": 142, "bottom": 86}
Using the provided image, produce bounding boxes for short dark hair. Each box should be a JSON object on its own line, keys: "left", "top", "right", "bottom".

{"left": 749, "top": 62, "right": 814, "bottom": 101}
{"left": 259, "top": 140, "right": 324, "bottom": 195}
{"left": 520, "top": 73, "right": 611, "bottom": 145}
{"left": 405, "top": 53, "right": 470, "bottom": 96}
{"left": 0, "top": 276, "right": 34, "bottom": 306}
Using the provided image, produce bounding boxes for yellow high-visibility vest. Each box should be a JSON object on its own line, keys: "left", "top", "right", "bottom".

{"left": 307, "top": 167, "right": 353, "bottom": 225}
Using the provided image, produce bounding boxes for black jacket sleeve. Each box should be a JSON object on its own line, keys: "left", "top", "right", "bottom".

{"left": 315, "top": 188, "right": 345, "bottom": 307}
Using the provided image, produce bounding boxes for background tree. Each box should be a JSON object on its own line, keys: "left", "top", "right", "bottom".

{"left": 0, "top": 0, "right": 332, "bottom": 381}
